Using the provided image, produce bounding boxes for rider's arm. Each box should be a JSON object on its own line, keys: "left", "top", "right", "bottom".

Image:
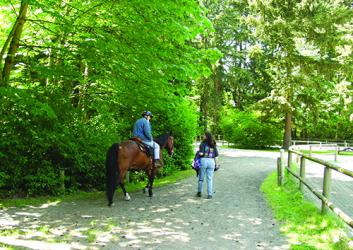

{"left": 143, "top": 120, "right": 153, "bottom": 141}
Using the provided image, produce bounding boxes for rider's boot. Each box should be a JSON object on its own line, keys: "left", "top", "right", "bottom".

{"left": 154, "top": 159, "right": 162, "bottom": 168}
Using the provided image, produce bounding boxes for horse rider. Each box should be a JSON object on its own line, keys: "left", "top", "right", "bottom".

{"left": 132, "top": 111, "right": 162, "bottom": 168}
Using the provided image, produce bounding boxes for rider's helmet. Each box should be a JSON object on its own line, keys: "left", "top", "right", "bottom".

{"left": 142, "top": 110, "right": 153, "bottom": 117}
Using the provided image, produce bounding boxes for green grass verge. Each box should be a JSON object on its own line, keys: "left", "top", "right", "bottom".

{"left": 300, "top": 150, "right": 335, "bottom": 155}
{"left": 299, "top": 150, "right": 353, "bottom": 156}
{"left": 0, "top": 169, "right": 195, "bottom": 209}
{"left": 261, "top": 172, "right": 353, "bottom": 250}
{"left": 339, "top": 152, "right": 353, "bottom": 156}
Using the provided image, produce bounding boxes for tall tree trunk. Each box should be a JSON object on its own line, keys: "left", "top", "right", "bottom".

{"left": 283, "top": 111, "right": 292, "bottom": 149}
{"left": 283, "top": 62, "right": 293, "bottom": 149}
{"left": 1, "top": 1, "right": 28, "bottom": 86}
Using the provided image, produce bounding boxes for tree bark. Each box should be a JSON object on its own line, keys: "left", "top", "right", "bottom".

{"left": 283, "top": 111, "right": 292, "bottom": 149}
{"left": 1, "top": 1, "right": 28, "bottom": 86}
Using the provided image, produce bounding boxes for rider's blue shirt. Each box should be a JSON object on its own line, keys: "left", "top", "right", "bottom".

{"left": 132, "top": 117, "right": 153, "bottom": 142}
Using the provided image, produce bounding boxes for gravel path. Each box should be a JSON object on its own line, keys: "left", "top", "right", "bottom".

{"left": 0, "top": 148, "right": 289, "bottom": 250}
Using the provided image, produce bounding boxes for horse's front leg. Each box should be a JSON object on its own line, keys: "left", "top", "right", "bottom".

{"left": 143, "top": 164, "right": 152, "bottom": 195}
{"left": 148, "top": 167, "right": 158, "bottom": 197}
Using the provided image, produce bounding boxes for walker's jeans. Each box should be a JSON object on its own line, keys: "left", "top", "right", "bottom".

{"left": 198, "top": 157, "right": 215, "bottom": 196}
{"left": 142, "top": 140, "right": 160, "bottom": 160}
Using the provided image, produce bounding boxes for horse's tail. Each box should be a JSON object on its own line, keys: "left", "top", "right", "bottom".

{"left": 106, "top": 143, "right": 119, "bottom": 206}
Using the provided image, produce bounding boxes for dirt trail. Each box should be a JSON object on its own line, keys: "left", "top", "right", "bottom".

{"left": 0, "top": 148, "right": 289, "bottom": 249}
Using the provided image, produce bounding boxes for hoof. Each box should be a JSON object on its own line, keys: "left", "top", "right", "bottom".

{"left": 108, "top": 202, "right": 115, "bottom": 207}
{"left": 124, "top": 193, "right": 131, "bottom": 201}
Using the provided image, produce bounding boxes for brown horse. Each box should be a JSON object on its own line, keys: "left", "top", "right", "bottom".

{"left": 106, "top": 132, "right": 174, "bottom": 206}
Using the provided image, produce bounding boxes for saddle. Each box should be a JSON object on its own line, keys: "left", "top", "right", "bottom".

{"left": 130, "top": 137, "right": 154, "bottom": 158}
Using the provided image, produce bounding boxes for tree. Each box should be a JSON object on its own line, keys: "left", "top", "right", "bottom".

{"left": 0, "top": 1, "right": 28, "bottom": 85}
{"left": 248, "top": 0, "right": 353, "bottom": 148}
{"left": 0, "top": 0, "right": 220, "bottom": 196}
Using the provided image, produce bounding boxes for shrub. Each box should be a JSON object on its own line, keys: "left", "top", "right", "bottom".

{"left": 220, "top": 109, "right": 282, "bottom": 148}
{"left": 0, "top": 86, "right": 197, "bottom": 197}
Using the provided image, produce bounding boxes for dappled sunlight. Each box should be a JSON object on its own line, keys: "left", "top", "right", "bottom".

{"left": 223, "top": 232, "right": 241, "bottom": 240}
{"left": 15, "top": 211, "right": 42, "bottom": 218}
{"left": 31, "top": 201, "right": 61, "bottom": 209}
{"left": 0, "top": 236, "right": 73, "bottom": 250}
{"left": 0, "top": 151, "right": 291, "bottom": 249}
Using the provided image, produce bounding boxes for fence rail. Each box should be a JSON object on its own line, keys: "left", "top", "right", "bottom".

{"left": 277, "top": 145, "right": 353, "bottom": 229}
{"left": 292, "top": 139, "right": 352, "bottom": 148}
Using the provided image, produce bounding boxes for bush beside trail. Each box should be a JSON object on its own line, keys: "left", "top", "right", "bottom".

{"left": 0, "top": 87, "right": 198, "bottom": 198}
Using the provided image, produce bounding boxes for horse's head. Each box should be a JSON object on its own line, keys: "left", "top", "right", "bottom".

{"left": 155, "top": 132, "right": 174, "bottom": 156}
{"left": 166, "top": 134, "right": 174, "bottom": 156}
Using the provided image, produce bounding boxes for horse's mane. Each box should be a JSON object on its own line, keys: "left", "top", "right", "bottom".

{"left": 154, "top": 132, "right": 171, "bottom": 147}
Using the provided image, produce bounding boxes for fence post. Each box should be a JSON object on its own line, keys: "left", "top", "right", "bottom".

{"left": 309, "top": 145, "right": 312, "bottom": 156}
{"left": 287, "top": 151, "right": 292, "bottom": 170}
{"left": 296, "top": 154, "right": 300, "bottom": 164}
{"left": 334, "top": 146, "right": 338, "bottom": 162}
{"left": 299, "top": 156, "right": 306, "bottom": 191}
{"left": 277, "top": 157, "right": 283, "bottom": 186}
{"left": 321, "top": 166, "right": 332, "bottom": 214}
{"left": 280, "top": 149, "right": 284, "bottom": 169}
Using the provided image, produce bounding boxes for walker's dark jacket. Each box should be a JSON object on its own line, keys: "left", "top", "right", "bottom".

{"left": 199, "top": 141, "right": 219, "bottom": 158}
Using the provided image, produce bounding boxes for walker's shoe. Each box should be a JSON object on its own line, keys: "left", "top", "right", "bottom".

{"left": 196, "top": 192, "right": 201, "bottom": 197}
{"left": 207, "top": 195, "right": 212, "bottom": 199}
{"left": 154, "top": 159, "right": 162, "bottom": 168}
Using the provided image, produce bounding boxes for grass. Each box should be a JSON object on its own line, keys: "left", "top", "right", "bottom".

{"left": 0, "top": 169, "right": 195, "bottom": 209}
{"left": 300, "top": 150, "right": 336, "bottom": 155}
{"left": 339, "top": 151, "right": 353, "bottom": 156}
{"left": 299, "top": 150, "right": 353, "bottom": 156}
{"left": 261, "top": 172, "right": 353, "bottom": 250}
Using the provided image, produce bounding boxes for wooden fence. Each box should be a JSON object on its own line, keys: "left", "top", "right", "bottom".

{"left": 277, "top": 146, "right": 353, "bottom": 229}
{"left": 292, "top": 139, "right": 352, "bottom": 148}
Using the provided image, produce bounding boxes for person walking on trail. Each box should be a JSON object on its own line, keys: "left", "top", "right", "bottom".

{"left": 197, "top": 131, "right": 219, "bottom": 199}
{"left": 132, "top": 110, "right": 162, "bottom": 168}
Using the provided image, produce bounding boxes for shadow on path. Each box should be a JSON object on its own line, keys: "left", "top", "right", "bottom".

{"left": 0, "top": 149, "right": 289, "bottom": 249}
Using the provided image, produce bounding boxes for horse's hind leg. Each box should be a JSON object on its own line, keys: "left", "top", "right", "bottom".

{"left": 118, "top": 166, "right": 131, "bottom": 201}
{"left": 120, "top": 182, "right": 130, "bottom": 201}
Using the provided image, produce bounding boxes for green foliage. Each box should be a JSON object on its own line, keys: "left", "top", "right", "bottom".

{"left": 0, "top": 86, "right": 119, "bottom": 196}
{"left": 198, "top": 0, "right": 353, "bottom": 145}
{"left": 0, "top": 0, "right": 215, "bottom": 197}
{"left": 261, "top": 172, "right": 352, "bottom": 250}
{"left": 220, "top": 107, "right": 282, "bottom": 148}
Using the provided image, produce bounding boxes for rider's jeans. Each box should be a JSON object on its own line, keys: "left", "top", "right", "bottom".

{"left": 142, "top": 140, "right": 160, "bottom": 160}
{"left": 198, "top": 157, "right": 215, "bottom": 196}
